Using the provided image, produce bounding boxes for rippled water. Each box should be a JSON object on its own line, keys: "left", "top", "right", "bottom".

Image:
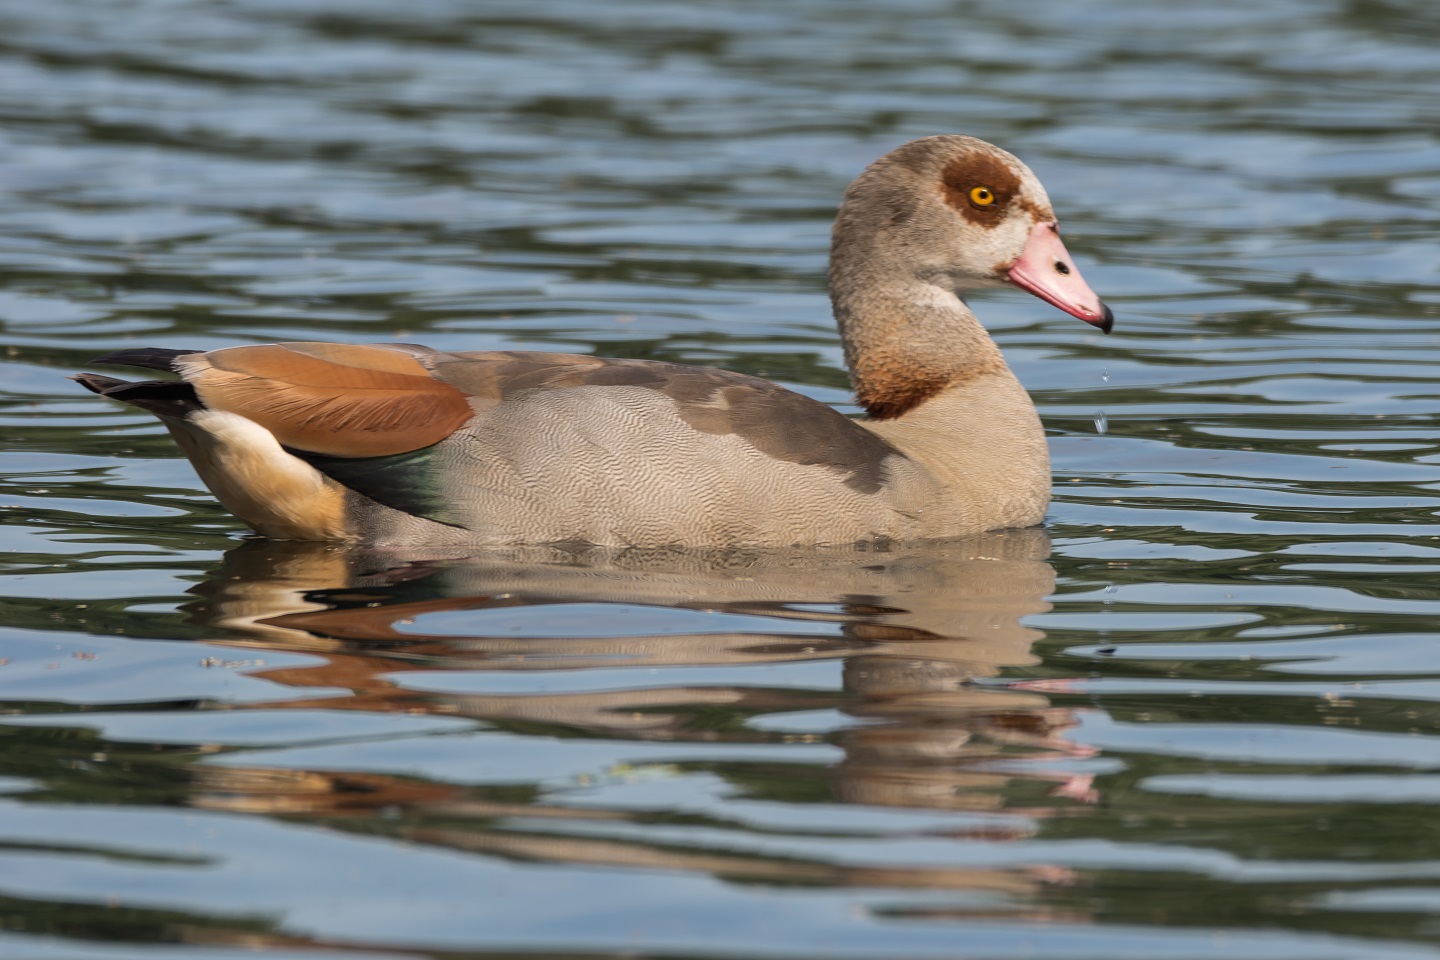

{"left": 3, "top": 0, "right": 1440, "bottom": 957}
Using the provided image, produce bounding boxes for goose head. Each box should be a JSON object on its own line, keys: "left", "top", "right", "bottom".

{"left": 830, "top": 135, "right": 1111, "bottom": 418}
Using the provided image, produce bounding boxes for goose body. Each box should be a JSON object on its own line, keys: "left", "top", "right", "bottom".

{"left": 77, "top": 135, "right": 1111, "bottom": 547}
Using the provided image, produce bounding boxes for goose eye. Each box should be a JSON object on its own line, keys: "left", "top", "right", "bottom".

{"left": 969, "top": 186, "right": 995, "bottom": 206}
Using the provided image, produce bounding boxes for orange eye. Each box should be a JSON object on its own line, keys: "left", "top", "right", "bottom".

{"left": 969, "top": 186, "right": 995, "bottom": 206}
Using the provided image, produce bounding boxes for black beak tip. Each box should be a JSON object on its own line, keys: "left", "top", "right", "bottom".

{"left": 1096, "top": 302, "right": 1114, "bottom": 335}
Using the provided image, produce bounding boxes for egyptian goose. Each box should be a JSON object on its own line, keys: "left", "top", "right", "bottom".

{"left": 76, "top": 135, "right": 1111, "bottom": 547}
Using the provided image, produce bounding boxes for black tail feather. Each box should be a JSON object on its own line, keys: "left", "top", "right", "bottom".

{"left": 73, "top": 372, "right": 203, "bottom": 419}
{"left": 90, "top": 347, "right": 201, "bottom": 373}
{"left": 73, "top": 372, "right": 130, "bottom": 396}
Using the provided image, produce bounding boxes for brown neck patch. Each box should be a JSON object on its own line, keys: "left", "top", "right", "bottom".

{"left": 854, "top": 365, "right": 955, "bottom": 420}
{"left": 852, "top": 348, "right": 1005, "bottom": 421}
{"left": 938, "top": 150, "right": 1024, "bottom": 229}
{"left": 860, "top": 383, "right": 949, "bottom": 420}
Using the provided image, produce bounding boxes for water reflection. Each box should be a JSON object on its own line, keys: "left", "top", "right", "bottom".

{"left": 175, "top": 531, "right": 1090, "bottom": 903}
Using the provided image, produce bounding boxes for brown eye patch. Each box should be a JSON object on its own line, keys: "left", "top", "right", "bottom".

{"left": 939, "top": 150, "right": 1022, "bottom": 228}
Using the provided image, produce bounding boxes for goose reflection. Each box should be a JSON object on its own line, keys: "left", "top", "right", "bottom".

{"left": 178, "top": 530, "right": 1093, "bottom": 910}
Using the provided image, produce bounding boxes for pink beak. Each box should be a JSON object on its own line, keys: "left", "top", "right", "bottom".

{"left": 1005, "top": 222, "right": 1113, "bottom": 333}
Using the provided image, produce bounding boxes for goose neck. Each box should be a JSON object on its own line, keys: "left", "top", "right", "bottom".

{"left": 831, "top": 276, "right": 1006, "bottom": 420}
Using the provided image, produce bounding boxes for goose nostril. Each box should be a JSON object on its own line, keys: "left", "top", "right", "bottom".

{"left": 1054, "top": 261, "right": 1071, "bottom": 275}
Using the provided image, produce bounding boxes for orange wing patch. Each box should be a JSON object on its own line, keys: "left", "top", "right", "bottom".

{"left": 182, "top": 342, "right": 473, "bottom": 457}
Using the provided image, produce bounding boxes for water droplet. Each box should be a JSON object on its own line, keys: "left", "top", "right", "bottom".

{"left": 1094, "top": 410, "right": 1108, "bottom": 434}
